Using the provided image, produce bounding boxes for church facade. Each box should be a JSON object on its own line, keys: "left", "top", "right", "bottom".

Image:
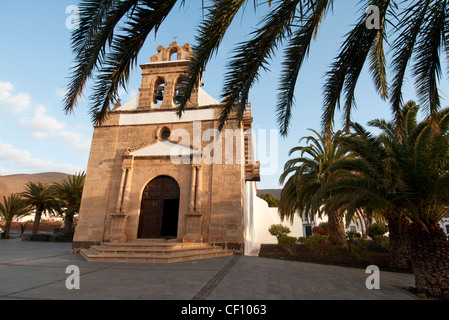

{"left": 72, "top": 42, "right": 260, "bottom": 255}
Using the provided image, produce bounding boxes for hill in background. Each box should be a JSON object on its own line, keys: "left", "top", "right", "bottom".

{"left": 0, "top": 172, "right": 71, "bottom": 200}
{"left": 0, "top": 173, "right": 282, "bottom": 202}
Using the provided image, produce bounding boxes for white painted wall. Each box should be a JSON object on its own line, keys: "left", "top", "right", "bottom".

{"left": 243, "top": 182, "right": 396, "bottom": 256}
{"left": 119, "top": 108, "right": 215, "bottom": 126}
{"left": 244, "top": 182, "right": 303, "bottom": 256}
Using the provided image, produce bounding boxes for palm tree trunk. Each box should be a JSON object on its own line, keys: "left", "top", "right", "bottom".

{"left": 63, "top": 200, "right": 77, "bottom": 235}
{"left": 63, "top": 212, "right": 75, "bottom": 235}
{"left": 3, "top": 220, "right": 11, "bottom": 239}
{"left": 407, "top": 222, "right": 449, "bottom": 299}
{"left": 327, "top": 210, "right": 348, "bottom": 249}
{"left": 32, "top": 210, "right": 42, "bottom": 235}
{"left": 388, "top": 216, "right": 411, "bottom": 270}
{"left": 64, "top": 212, "right": 74, "bottom": 229}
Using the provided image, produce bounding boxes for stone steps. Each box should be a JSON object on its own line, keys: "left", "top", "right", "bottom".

{"left": 79, "top": 241, "right": 234, "bottom": 263}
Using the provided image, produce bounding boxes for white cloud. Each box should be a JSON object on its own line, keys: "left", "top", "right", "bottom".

{"left": 57, "top": 130, "right": 91, "bottom": 152}
{"left": 0, "top": 140, "right": 83, "bottom": 174}
{"left": 0, "top": 82, "right": 13, "bottom": 100}
{"left": 21, "top": 105, "right": 64, "bottom": 133}
{"left": 0, "top": 168, "right": 13, "bottom": 176}
{"left": 0, "top": 81, "right": 31, "bottom": 114}
{"left": 0, "top": 81, "right": 90, "bottom": 175}
{"left": 20, "top": 104, "right": 91, "bottom": 152}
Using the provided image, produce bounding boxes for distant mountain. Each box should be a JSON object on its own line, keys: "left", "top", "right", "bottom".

{"left": 257, "top": 189, "right": 282, "bottom": 199}
{"left": 0, "top": 172, "right": 71, "bottom": 200}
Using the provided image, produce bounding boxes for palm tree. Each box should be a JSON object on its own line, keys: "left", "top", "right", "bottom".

{"left": 52, "top": 172, "right": 85, "bottom": 233}
{"left": 320, "top": 119, "right": 411, "bottom": 270}
{"left": 322, "top": 102, "right": 449, "bottom": 298}
{"left": 65, "top": 1, "right": 449, "bottom": 139}
{"left": 0, "top": 194, "right": 31, "bottom": 239}
{"left": 21, "top": 182, "right": 62, "bottom": 235}
{"left": 279, "top": 129, "right": 348, "bottom": 248}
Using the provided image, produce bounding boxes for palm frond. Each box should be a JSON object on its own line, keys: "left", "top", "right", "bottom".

{"left": 368, "top": 27, "right": 388, "bottom": 100}
{"left": 216, "top": 0, "right": 303, "bottom": 130}
{"left": 176, "top": 0, "right": 248, "bottom": 118}
{"left": 276, "top": 0, "right": 333, "bottom": 136}
{"left": 0, "top": 194, "right": 31, "bottom": 222}
{"left": 389, "top": 0, "right": 431, "bottom": 135}
{"left": 89, "top": 1, "right": 179, "bottom": 124}
{"left": 322, "top": 0, "right": 392, "bottom": 134}
{"left": 412, "top": 0, "right": 446, "bottom": 128}
{"left": 64, "top": 0, "right": 139, "bottom": 116}
{"left": 65, "top": 0, "right": 181, "bottom": 124}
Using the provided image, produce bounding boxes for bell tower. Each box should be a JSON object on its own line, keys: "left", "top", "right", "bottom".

{"left": 137, "top": 42, "right": 200, "bottom": 110}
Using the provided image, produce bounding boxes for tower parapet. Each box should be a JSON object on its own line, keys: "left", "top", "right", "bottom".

{"left": 150, "top": 42, "right": 194, "bottom": 62}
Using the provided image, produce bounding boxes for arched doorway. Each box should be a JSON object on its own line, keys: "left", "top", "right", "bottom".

{"left": 138, "top": 176, "right": 180, "bottom": 239}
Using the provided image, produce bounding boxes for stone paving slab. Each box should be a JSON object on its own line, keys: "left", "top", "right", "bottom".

{"left": 207, "top": 256, "right": 418, "bottom": 300}
{"left": 0, "top": 238, "right": 419, "bottom": 300}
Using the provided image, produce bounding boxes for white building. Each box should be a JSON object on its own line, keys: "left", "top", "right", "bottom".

{"left": 244, "top": 190, "right": 449, "bottom": 256}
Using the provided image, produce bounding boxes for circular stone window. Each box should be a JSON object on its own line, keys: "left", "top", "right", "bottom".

{"left": 160, "top": 128, "right": 171, "bottom": 140}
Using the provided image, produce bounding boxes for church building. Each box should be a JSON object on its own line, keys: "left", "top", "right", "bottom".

{"left": 73, "top": 42, "right": 261, "bottom": 262}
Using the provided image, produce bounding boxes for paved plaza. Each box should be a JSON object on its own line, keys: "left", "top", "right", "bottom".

{"left": 0, "top": 238, "right": 419, "bottom": 300}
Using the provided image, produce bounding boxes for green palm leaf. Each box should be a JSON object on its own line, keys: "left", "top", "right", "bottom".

{"left": 176, "top": 0, "right": 248, "bottom": 119}
{"left": 276, "top": 0, "right": 333, "bottom": 136}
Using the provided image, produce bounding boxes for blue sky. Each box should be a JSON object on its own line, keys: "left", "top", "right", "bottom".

{"left": 0, "top": 1, "right": 447, "bottom": 189}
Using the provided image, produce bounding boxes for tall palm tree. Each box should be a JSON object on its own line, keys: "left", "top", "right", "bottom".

{"left": 0, "top": 194, "right": 31, "bottom": 239}
{"left": 279, "top": 129, "right": 348, "bottom": 247}
{"left": 52, "top": 172, "right": 85, "bottom": 233}
{"left": 322, "top": 102, "right": 449, "bottom": 298}
{"left": 21, "top": 182, "right": 62, "bottom": 235}
{"left": 320, "top": 119, "right": 411, "bottom": 270}
{"left": 65, "top": 1, "right": 449, "bottom": 139}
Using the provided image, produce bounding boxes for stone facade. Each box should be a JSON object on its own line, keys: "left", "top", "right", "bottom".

{"left": 73, "top": 42, "right": 260, "bottom": 254}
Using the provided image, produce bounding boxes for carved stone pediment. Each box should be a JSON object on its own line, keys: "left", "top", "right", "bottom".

{"left": 126, "top": 140, "right": 200, "bottom": 158}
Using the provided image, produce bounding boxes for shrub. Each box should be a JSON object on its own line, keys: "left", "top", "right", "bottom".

{"left": 312, "top": 226, "right": 328, "bottom": 235}
{"left": 373, "top": 235, "right": 390, "bottom": 249}
{"left": 20, "top": 222, "right": 29, "bottom": 236}
{"left": 359, "top": 239, "right": 371, "bottom": 249}
{"left": 349, "top": 239, "right": 370, "bottom": 259}
{"left": 330, "top": 245, "right": 347, "bottom": 256}
{"left": 268, "top": 224, "right": 291, "bottom": 241}
{"left": 346, "top": 230, "right": 361, "bottom": 240}
{"left": 297, "top": 237, "right": 306, "bottom": 244}
{"left": 318, "top": 241, "right": 331, "bottom": 257}
{"left": 278, "top": 235, "right": 298, "bottom": 256}
{"left": 303, "top": 234, "right": 328, "bottom": 254}
{"left": 319, "top": 222, "right": 328, "bottom": 232}
{"left": 367, "top": 223, "right": 389, "bottom": 239}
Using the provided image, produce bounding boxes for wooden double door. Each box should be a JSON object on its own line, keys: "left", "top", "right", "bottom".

{"left": 138, "top": 176, "right": 180, "bottom": 239}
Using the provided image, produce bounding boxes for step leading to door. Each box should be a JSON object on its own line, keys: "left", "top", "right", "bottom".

{"left": 79, "top": 241, "right": 234, "bottom": 263}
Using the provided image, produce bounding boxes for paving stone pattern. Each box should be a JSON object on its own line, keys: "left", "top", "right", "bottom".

{"left": 0, "top": 239, "right": 419, "bottom": 300}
